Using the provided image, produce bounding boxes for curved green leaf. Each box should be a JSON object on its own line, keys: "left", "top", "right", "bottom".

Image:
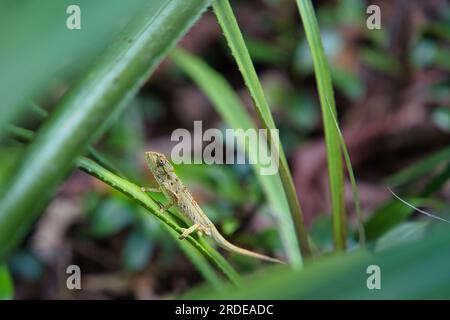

{"left": 76, "top": 156, "right": 240, "bottom": 286}
{"left": 0, "top": 0, "right": 211, "bottom": 260}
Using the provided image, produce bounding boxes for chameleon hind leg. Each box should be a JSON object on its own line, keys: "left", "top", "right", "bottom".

{"left": 179, "top": 224, "right": 200, "bottom": 240}
{"left": 179, "top": 223, "right": 210, "bottom": 240}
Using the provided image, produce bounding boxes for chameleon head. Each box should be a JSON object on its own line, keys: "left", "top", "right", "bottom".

{"left": 145, "top": 151, "right": 174, "bottom": 173}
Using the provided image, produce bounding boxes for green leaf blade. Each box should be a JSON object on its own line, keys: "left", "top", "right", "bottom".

{"left": 76, "top": 156, "right": 240, "bottom": 287}
{"left": 171, "top": 48, "right": 302, "bottom": 266}
{"left": 296, "top": 0, "right": 347, "bottom": 251}
{"left": 212, "top": 0, "right": 310, "bottom": 259}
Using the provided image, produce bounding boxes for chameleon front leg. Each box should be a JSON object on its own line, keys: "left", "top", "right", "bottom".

{"left": 158, "top": 187, "right": 180, "bottom": 213}
{"left": 141, "top": 186, "right": 172, "bottom": 212}
{"left": 159, "top": 201, "right": 174, "bottom": 213}
{"left": 179, "top": 223, "right": 201, "bottom": 240}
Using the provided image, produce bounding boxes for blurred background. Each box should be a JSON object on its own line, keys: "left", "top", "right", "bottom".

{"left": 0, "top": 0, "right": 449, "bottom": 299}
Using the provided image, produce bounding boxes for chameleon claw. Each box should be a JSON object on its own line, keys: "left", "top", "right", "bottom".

{"left": 179, "top": 228, "right": 188, "bottom": 240}
{"left": 159, "top": 202, "right": 173, "bottom": 213}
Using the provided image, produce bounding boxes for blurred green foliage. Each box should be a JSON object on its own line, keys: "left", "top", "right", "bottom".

{"left": 0, "top": 0, "right": 211, "bottom": 261}
{"left": 0, "top": 0, "right": 159, "bottom": 138}
{"left": 0, "top": 264, "right": 14, "bottom": 300}
{"left": 0, "top": 0, "right": 449, "bottom": 299}
{"left": 183, "top": 225, "right": 450, "bottom": 299}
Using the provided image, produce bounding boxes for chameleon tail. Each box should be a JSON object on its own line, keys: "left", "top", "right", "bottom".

{"left": 210, "top": 227, "right": 286, "bottom": 264}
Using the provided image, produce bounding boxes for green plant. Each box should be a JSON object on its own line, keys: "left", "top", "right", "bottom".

{"left": 212, "top": 0, "right": 310, "bottom": 259}
{"left": 1, "top": 0, "right": 448, "bottom": 300}
{"left": 182, "top": 225, "right": 450, "bottom": 299}
{"left": 171, "top": 49, "right": 303, "bottom": 266}
{"left": 296, "top": 0, "right": 347, "bottom": 251}
{"left": 4, "top": 121, "right": 240, "bottom": 288}
{"left": 0, "top": 0, "right": 211, "bottom": 261}
{"left": 77, "top": 156, "right": 240, "bottom": 287}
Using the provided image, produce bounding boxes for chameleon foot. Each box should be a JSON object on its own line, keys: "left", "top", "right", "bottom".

{"left": 159, "top": 201, "right": 174, "bottom": 213}
{"left": 179, "top": 224, "right": 200, "bottom": 240}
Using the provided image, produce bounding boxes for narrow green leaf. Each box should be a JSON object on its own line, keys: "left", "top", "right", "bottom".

{"left": 324, "top": 96, "right": 365, "bottom": 246}
{"left": 296, "top": 0, "right": 347, "bottom": 251}
{"left": 212, "top": 0, "right": 310, "bottom": 258}
{"left": 76, "top": 156, "right": 240, "bottom": 286}
{"left": 171, "top": 48, "right": 302, "bottom": 266}
{"left": 385, "top": 145, "right": 450, "bottom": 187}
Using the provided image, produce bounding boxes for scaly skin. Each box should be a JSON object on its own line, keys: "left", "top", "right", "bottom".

{"left": 144, "top": 151, "right": 285, "bottom": 264}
